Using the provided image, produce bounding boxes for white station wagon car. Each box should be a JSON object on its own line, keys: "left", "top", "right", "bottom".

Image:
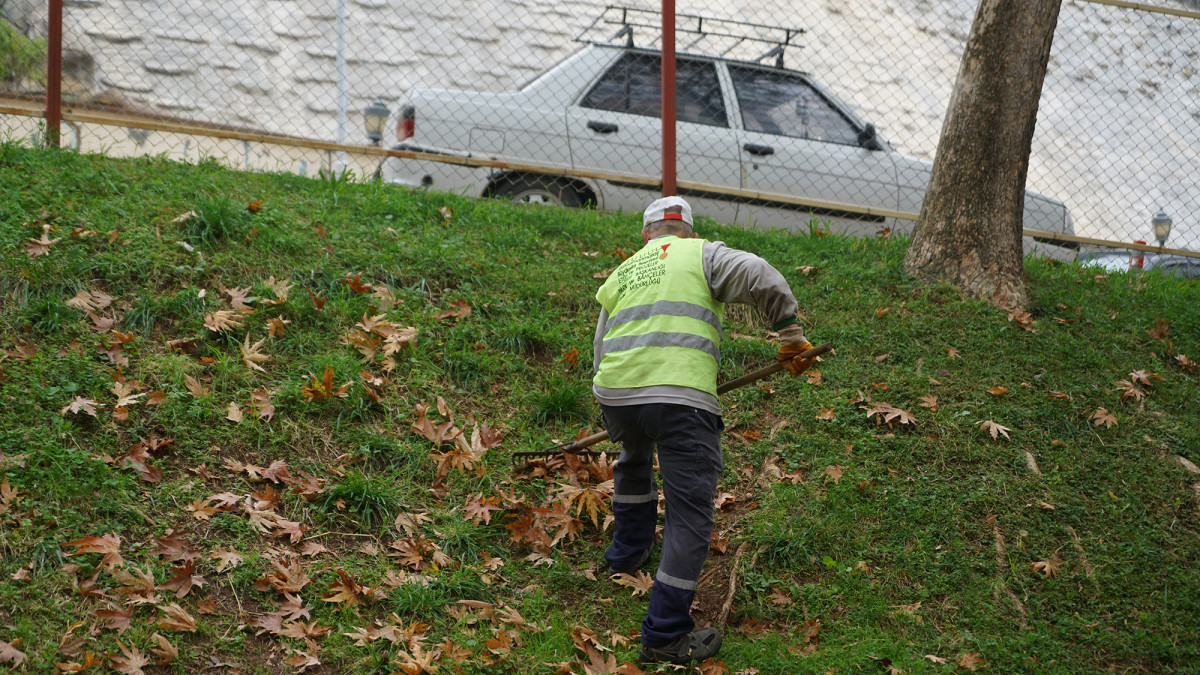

{"left": 382, "top": 27, "right": 1074, "bottom": 244}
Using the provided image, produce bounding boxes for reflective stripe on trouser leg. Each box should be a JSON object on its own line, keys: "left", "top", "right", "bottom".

{"left": 642, "top": 405, "right": 722, "bottom": 647}
{"left": 642, "top": 583, "right": 696, "bottom": 647}
{"left": 602, "top": 405, "right": 659, "bottom": 570}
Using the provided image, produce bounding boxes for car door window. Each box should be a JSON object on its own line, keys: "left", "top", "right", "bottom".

{"left": 580, "top": 52, "right": 728, "bottom": 127}
{"left": 729, "top": 65, "right": 859, "bottom": 145}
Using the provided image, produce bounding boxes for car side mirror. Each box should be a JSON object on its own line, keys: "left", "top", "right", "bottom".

{"left": 857, "top": 123, "right": 883, "bottom": 151}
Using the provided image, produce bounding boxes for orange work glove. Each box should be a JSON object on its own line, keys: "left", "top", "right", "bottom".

{"left": 775, "top": 324, "right": 815, "bottom": 375}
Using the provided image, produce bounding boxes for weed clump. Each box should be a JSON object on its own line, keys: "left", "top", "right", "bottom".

{"left": 532, "top": 377, "right": 592, "bottom": 424}
{"left": 181, "top": 196, "right": 245, "bottom": 244}
{"left": 319, "top": 469, "right": 401, "bottom": 526}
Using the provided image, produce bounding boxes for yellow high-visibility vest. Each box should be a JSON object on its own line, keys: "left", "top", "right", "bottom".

{"left": 595, "top": 236, "right": 725, "bottom": 396}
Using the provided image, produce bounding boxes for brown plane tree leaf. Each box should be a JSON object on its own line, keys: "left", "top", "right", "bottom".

{"left": 1090, "top": 408, "right": 1118, "bottom": 429}
{"left": 159, "top": 560, "right": 206, "bottom": 598}
{"left": 611, "top": 571, "right": 654, "bottom": 596}
{"left": 60, "top": 396, "right": 102, "bottom": 417}
{"left": 863, "top": 401, "right": 917, "bottom": 427}
{"left": 1128, "top": 369, "right": 1164, "bottom": 386}
{"left": 261, "top": 276, "right": 292, "bottom": 305}
{"left": 1113, "top": 380, "right": 1146, "bottom": 402}
{"left": 957, "top": 653, "right": 987, "bottom": 671}
{"left": 372, "top": 285, "right": 398, "bottom": 311}
{"left": 109, "top": 639, "right": 149, "bottom": 675}
{"left": 111, "top": 564, "right": 158, "bottom": 601}
{"left": 186, "top": 498, "right": 218, "bottom": 521}
{"left": 65, "top": 288, "right": 113, "bottom": 312}
{"left": 555, "top": 483, "right": 612, "bottom": 528}
{"left": 240, "top": 335, "right": 270, "bottom": 373}
{"left": 184, "top": 375, "right": 207, "bottom": 398}
{"left": 346, "top": 329, "right": 381, "bottom": 360}
{"left": 302, "top": 365, "right": 350, "bottom": 401}
{"left": 257, "top": 558, "right": 311, "bottom": 594}
{"left": 62, "top": 533, "right": 123, "bottom": 568}
{"left": 434, "top": 299, "right": 472, "bottom": 322}
{"left": 156, "top": 604, "right": 197, "bottom": 632}
{"left": 978, "top": 419, "right": 1011, "bottom": 440}
{"left": 321, "top": 569, "right": 365, "bottom": 608}
{"left": 1007, "top": 307, "right": 1036, "bottom": 333}
{"left": 223, "top": 286, "right": 257, "bottom": 311}
{"left": 152, "top": 533, "right": 200, "bottom": 564}
{"left": 463, "top": 493, "right": 504, "bottom": 525}
{"left": 149, "top": 632, "right": 178, "bottom": 666}
{"left": 204, "top": 310, "right": 244, "bottom": 333}
{"left": 249, "top": 388, "right": 275, "bottom": 421}
{"left": 96, "top": 604, "right": 134, "bottom": 633}
{"left": 284, "top": 639, "right": 322, "bottom": 671}
{"left": 341, "top": 272, "right": 373, "bottom": 293}
{"left": 1030, "top": 560, "right": 1059, "bottom": 578}
{"left": 25, "top": 229, "right": 62, "bottom": 258}
{"left": 211, "top": 548, "right": 243, "bottom": 572}
{"left": 1147, "top": 317, "right": 1169, "bottom": 340}
{"left": 822, "top": 465, "right": 844, "bottom": 484}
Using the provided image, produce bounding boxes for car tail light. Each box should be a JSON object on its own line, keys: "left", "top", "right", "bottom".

{"left": 398, "top": 104, "right": 415, "bottom": 141}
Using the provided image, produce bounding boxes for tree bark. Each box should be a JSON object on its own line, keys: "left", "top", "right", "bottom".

{"left": 903, "top": 0, "right": 1062, "bottom": 308}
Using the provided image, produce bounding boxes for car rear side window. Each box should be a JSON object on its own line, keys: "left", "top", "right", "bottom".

{"left": 580, "top": 52, "right": 728, "bottom": 128}
{"left": 729, "top": 65, "right": 859, "bottom": 145}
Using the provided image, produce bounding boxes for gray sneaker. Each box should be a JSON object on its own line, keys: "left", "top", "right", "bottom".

{"left": 638, "top": 628, "right": 723, "bottom": 664}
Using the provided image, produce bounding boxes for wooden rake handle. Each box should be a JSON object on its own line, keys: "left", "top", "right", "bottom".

{"left": 512, "top": 342, "right": 833, "bottom": 460}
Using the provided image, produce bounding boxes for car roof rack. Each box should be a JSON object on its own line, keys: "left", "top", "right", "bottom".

{"left": 575, "top": 5, "right": 806, "bottom": 69}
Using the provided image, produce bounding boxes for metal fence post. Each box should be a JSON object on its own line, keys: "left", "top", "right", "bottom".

{"left": 661, "top": 0, "right": 676, "bottom": 197}
{"left": 45, "top": 0, "right": 63, "bottom": 148}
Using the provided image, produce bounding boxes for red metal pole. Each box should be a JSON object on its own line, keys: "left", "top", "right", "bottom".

{"left": 46, "top": 0, "right": 64, "bottom": 148}
{"left": 661, "top": 0, "right": 676, "bottom": 197}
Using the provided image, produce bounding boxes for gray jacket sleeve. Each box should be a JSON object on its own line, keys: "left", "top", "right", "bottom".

{"left": 702, "top": 240, "right": 799, "bottom": 326}
{"left": 593, "top": 307, "right": 608, "bottom": 372}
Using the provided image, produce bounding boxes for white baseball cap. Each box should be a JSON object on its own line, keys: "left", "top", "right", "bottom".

{"left": 642, "top": 196, "right": 693, "bottom": 229}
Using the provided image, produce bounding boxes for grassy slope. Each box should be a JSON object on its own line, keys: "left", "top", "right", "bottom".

{"left": 0, "top": 143, "right": 1198, "bottom": 674}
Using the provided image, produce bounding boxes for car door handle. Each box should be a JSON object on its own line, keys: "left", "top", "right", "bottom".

{"left": 743, "top": 143, "right": 774, "bottom": 156}
{"left": 587, "top": 121, "right": 619, "bottom": 134}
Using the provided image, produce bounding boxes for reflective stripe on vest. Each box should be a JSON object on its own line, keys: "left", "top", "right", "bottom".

{"left": 594, "top": 236, "right": 724, "bottom": 396}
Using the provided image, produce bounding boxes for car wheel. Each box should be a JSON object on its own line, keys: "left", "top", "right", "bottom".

{"left": 492, "top": 176, "right": 582, "bottom": 208}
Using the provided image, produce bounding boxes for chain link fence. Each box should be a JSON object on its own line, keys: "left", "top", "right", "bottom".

{"left": 2, "top": 0, "right": 1198, "bottom": 271}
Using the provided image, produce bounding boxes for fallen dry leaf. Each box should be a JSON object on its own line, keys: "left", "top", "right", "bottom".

{"left": 204, "top": 310, "right": 244, "bottom": 333}
{"left": 1090, "top": 408, "right": 1118, "bottom": 429}
{"left": 109, "top": 639, "right": 149, "bottom": 675}
{"left": 611, "top": 571, "right": 654, "bottom": 596}
{"left": 1030, "top": 560, "right": 1059, "bottom": 578}
{"left": 957, "top": 652, "right": 987, "bottom": 671}
{"left": 978, "top": 419, "right": 1011, "bottom": 440}
{"left": 241, "top": 335, "right": 270, "bottom": 373}
{"left": 156, "top": 603, "right": 197, "bottom": 632}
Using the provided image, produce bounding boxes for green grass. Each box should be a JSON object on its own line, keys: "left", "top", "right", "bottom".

{"left": 0, "top": 142, "right": 1198, "bottom": 673}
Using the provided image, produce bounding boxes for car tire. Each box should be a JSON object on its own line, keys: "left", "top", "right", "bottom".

{"left": 491, "top": 175, "right": 583, "bottom": 208}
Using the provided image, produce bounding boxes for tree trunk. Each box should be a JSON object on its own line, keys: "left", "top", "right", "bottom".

{"left": 903, "top": 0, "right": 1062, "bottom": 308}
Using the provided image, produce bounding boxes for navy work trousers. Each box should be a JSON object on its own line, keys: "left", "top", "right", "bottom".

{"left": 600, "top": 402, "right": 724, "bottom": 647}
